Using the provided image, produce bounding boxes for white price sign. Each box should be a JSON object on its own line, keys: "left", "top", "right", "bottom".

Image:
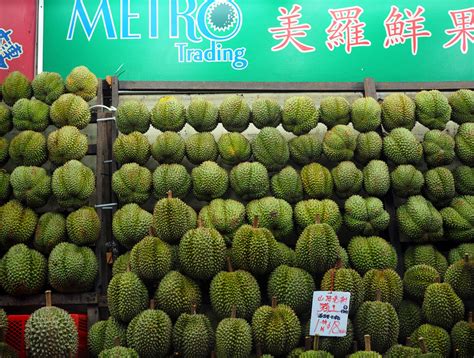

{"left": 309, "top": 291, "right": 350, "bottom": 337}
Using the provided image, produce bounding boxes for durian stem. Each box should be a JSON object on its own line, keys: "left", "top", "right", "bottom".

{"left": 455, "top": 349, "right": 459, "bottom": 358}
{"left": 191, "top": 303, "right": 197, "bottom": 315}
{"left": 197, "top": 217, "right": 203, "bottom": 228}
{"left": 106, "top": 252, "right": 113, "bottom": 264}
{"left": 434, "top": 276, "right": 441, "bottom": 283}
{"left": 418, "top": 337, "right": 428, "bottom": 354}
{"left": 468, "top": 311, "right": 472, "bottom": 325}
{"left": 69, "top": 350, "right": 73, "bottom": 358}
{"left": 167, "top": 190, "right": 173, "bottom": 199}
{"left": 315, "top": 215, "right": 321, "bottom": 224}
{"left": 335, "top": 258, "right": 342, "bottom": 269}
{"left": 231, "top": 305, "right": 237, "bottom": 319}
{"left": 464, "top": 253, "right": 470, "bottom": 263}
{"left": 256, "top": 343, "right": 262, "bottom": 357}
{"left": 304, "top": 336, "right": 312, "bottom": 351}
{"left": 364, "top": 335, "right": 371, "bottom": 351}
{"left": 252, "top": 216, "right": 259, "bottom": 228}
{"left": 271, "top": 296, "right": 277, "bottom": 309}
{"left": 149, "top": 226, "right": 156, "bottom": 237}
{"left": 149, "top": 299, "right": 155, "bottom": 310}
{"left": 0, "top": 328, "right": 4, "bottom": 343}
{"left": 210, "top": 351, "right": 216, "bottom": 358}
{"left": 226, "top": 256, "right": 234, "bottom": 272}
{"left": 375, "top": 289, "right": 382, "bottom": 302}
{"left": 114, "top": 336, "right": 121, "bottom": 347}
{"left": 45, "top": 290, "right": 52, "bottom": 307}
{"left": 173, "top": 352, "right": 180, "bottom": 357}
{"left": 406, "top": 337, "right": 411, "bottom": 346}
{"left": 313, "top": 335, "right": 319, "bottom": 351}
{"left": 352, "top": 340, "right": 358, "bottom": 353}
{"left": 126, "top": 262, "right": 131, "bottom": 272}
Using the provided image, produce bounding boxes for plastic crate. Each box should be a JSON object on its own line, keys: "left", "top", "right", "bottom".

{"left": 6, "top": 313, "right": 88, "bottom": 358}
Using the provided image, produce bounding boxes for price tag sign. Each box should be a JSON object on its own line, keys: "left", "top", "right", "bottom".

{"left": 309, "top": 291, "right": 350, "bottom": 337}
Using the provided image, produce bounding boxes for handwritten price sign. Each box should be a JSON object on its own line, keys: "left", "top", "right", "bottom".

{"left": 309, "top": 291, "right": 350, "bottom": 337}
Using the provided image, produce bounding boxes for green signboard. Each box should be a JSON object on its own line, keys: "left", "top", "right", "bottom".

{"left": 42, "top": 0, "right": 474, "bottom": 82}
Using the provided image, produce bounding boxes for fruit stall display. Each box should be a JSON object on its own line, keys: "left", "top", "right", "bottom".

{"left": 0, "top": 70, "right": 472, "bottom": 357}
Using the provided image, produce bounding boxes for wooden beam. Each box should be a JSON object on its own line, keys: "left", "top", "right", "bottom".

{"left": 118, "top": 80, "right": 364, "bottom": 93}
{"left": 376, "top": 81, "right": 474, "bottom": 91}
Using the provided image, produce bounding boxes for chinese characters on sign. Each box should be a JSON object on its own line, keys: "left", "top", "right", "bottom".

{"left": 326, "top": 6, "right": 371, "bottom": 54}
{"left": 269, "top": 5, "right": 473, "bottom": 55}
{"left": 309, "top": 291, "right": 350, "bottom": 337}
{"left": 383, "top": 6, "right": 431, "bottom": 55}
{"left": 0, "top": 28, "right": 23, "bottom": 70}
{"left": 268, "top": 5, "right": 315, "bottom": 53}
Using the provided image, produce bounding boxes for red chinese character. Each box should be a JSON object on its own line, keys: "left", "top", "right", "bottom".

{"left": 443, "top": 8, "right": 474, "bottom": 54}
{"left": 268, "top": 4, "right": 315, "bottom": 53}
{"left": 340, "top": 296, "right": 348, "bottom": 304}
{"left": 325, "top": 6, "right": 371, "bottom": 54}
{"left": 332, "top": 295, "right": 339, "bottom": 303}
{"left": 326, "top": 295, "right": 332, "bottom": 302}
{"left": 317, "top": 295, "right": 324, "bottom": 302}
{"left": 319, "top": 303, "right": 329, "bottom": 312}
{"left": 383, "top": 6, "right": 431, "bottom": 55}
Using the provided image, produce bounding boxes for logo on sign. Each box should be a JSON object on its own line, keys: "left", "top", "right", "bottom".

{"left": 172, "top": 0, "right": 248, "bottom": 70}
{"left": 0, "top": 28, "right": 23, "bottom": 70}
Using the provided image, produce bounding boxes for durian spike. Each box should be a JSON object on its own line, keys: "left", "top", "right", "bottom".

{"left": 313, "top": 334, "right": 319, "bottom": 351}
{"left": 256, "top": 343, "right": 263, "bottom": 357}
{"left": 252, "top": 216, "right": 259, "bottom": 228}
{"left": 418, "top": 337, "right": 428, "bottom": 354}
{"left": 191, "top": 303, "right": 197, "bottom": 315}
{"left": 167, "top": 190, "right": 173, "bottom": 199}
{"left": 364, "top": 335, "right": 371, "bottom": 351}
{"left": 149, "top": 299, "right": 155, "bottom": 310}
{"left": 304, "top": 336, "right": 312, "bottom": 351}
{"left": 45, "top": 290, "right": 52, "bottom": 307}
{"left": 464, "top": 253, "right": 470, "bottom": 263}
{"left": 375, "top": 289, "right": 382, "bottom": 302}
{"left": 315, "top": 214, "right": 321, "bottom": 224}
{"left": 271, "top": 296, "right": 277, "bottom": 309}
{"left": 231, "top": 305, "right": 237, "bottom": 319}
{"left": 114, "top": 336, "right": 121, "bottom": 347}
{"left": 226, "top": 256, "right": 234, "bottom": 272}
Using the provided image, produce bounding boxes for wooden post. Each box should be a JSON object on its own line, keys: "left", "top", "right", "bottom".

{"left": 364, "top": 335, "right": 371, "bottom": 351}
{"left": 304, "top": 336, "right": 312, "bottom": 351}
